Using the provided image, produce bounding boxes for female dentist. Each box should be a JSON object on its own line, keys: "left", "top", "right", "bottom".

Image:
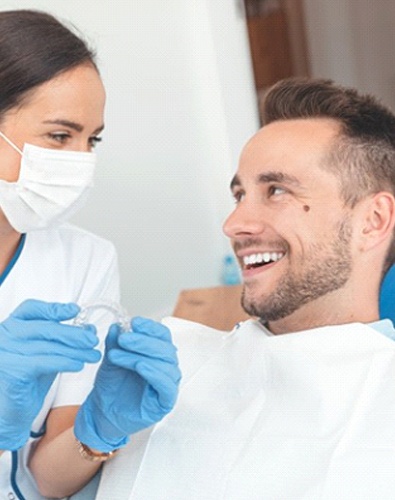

{"left": 0, "top": 9, "right": 180, "bottom": 500}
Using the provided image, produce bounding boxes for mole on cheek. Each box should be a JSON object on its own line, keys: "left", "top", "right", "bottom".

{"left": 303, "top": 205, "right": 310, "bottom": 212}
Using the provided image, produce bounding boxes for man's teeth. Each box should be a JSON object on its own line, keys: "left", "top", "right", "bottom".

{"left": 243, "top": 252, "right": 284, "bottom": 267}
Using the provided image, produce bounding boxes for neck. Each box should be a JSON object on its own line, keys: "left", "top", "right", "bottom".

{"left": 0, "top": 216, "right": 22, "bottom": 276}
{"left": 267, "top": 286, "right": 380, "bottom": 335}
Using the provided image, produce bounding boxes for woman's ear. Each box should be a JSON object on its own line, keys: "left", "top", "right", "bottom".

{"left": 359, "top": 192, "right": 395, "bottom": 251}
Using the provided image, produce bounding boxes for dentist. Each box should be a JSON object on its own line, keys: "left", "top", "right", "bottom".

{"left": 0, "top": 9, "right": 180, "bottom": 500}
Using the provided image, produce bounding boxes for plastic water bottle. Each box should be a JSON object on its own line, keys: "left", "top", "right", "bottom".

{"left": 221, "top": 254, "right": 241, "bottom": 285}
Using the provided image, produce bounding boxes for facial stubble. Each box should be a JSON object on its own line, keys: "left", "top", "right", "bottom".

{"left": 241, "top": 217, "right": 353, "bottom": 322}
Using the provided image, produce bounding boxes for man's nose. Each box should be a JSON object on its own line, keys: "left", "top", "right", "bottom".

{"left": 223, "top": 204, "right": 266, "bottom": 238}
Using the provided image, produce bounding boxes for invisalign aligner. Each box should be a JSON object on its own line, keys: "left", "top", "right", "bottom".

{"left": 73, "top": 299, "right": 130, "bottom": 332}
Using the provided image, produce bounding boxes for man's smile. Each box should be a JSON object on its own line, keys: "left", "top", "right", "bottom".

{"left": 242, "top": 251, "right": 285, "bottom": 270}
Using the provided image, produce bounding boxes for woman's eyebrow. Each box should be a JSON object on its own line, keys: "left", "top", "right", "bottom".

{"left": 43, "top": 119, "right": 83, "bottom": 132}
{"left": 42, "top": 119, "right": 105, "bottom": 135}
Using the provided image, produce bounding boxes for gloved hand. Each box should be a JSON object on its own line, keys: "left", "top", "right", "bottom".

{"left": 74, "top": 317, "right": 181, "bottom": 452}
{"left": 0, "top": 299, "right": 100, "bottom": 451}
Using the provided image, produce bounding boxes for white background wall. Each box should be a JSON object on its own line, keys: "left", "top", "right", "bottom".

{"left": 0, "top": 0, "right": 259, "bottom": 317}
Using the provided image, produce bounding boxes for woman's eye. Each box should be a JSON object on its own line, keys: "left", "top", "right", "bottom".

{"left": 89, "top": 136, "right": 102, "bottom": 148}
{"left": 49, "top": 133, "right": 70, "bottom": 144}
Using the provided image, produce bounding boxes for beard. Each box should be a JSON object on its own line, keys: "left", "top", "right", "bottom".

{"left": 241, "top": 217, "right": 353, "bottom": 322}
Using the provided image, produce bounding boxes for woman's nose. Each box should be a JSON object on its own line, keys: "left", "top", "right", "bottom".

{"left": 67, "top": 137, "right": 93, "bottom": 153}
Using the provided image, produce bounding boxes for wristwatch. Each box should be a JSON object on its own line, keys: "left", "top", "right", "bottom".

{"left": 75, "top": 438, "right": 119, "bottom": 462}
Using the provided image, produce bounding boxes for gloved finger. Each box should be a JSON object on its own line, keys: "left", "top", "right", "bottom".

{"left": 105, "top": 323, "right": 122, "bottom": 352}
{"left": 117, "top": 332, "right": 178, "bottom": 364}
{"left": 136, "top": 361, "right": 180, "bottom": 411}
{"left": 105, "top": 353, "right": 180, "bottom": 412}
{"left": 107, "top": 348, "right": 181, "bottom": 386}
{"left": 130, "top": 317, "right": 172, "bottom": 342}
{"left": 0, "top": 352, "right": 98, "bottom": 376}
{"left": 4, "top": 321, "right": 98, "bottom": 348}
{"left": 10, "top": 299, "right": 80, "bottom": 322}
{"left": 1, "top": 339, "right": 102, "bottom": 363}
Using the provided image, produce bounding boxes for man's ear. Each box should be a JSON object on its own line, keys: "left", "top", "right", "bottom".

{"left": 359, "top": 192, "right": 395, "bottom": 251}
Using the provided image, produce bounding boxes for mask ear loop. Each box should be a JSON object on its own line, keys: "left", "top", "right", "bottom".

{"left": 0, "top": 131, "right": 23, "bottom": 155}
{"left": 73, "top": 299, "right": 131, "bottom": 332}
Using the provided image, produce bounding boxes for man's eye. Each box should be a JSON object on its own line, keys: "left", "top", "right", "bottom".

{"left": 232, "top": 191, "right": 245, "bottom": 203}
{"left": 269, "top": 185, "right": 286, "bottom": 196}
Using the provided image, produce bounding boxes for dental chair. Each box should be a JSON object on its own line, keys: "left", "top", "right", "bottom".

{"left": 380, "top": 264, "right": 395, "bottom": 323}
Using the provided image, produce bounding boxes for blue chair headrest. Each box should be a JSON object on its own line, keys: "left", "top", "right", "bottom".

{"left": 380, "top": 264, "right": 395, "bottom": 322}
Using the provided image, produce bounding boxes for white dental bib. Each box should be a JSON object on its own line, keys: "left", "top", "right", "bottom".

{"left": 97, "top": 318, "right": 395, "bottom": 500}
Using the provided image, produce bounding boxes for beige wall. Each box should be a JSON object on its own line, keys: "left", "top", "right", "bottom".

{"left": 303, "top": 0, "right": 395, "bottom": 110}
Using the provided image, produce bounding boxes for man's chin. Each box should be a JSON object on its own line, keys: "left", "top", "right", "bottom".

{"left": 241, "top": 287, "right": 298, "bottom": 322}
{"left": 240, "top": 287, "right": 266, "bottom": 318}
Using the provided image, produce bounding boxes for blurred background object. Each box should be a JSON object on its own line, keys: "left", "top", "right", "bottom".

{"left": 244, "top": 0, "right": 310, "bottom": 122}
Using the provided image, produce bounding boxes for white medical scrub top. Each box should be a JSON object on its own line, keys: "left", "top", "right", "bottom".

{"left": 97, "top": 316, "right": 395, "bottom": 500}
{"left": 0, "top": 223, "right": 120, "bottom": 500}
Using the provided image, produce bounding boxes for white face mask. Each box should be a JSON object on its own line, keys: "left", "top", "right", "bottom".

{"left": 0, "top": 131, "right": 96, "bottom": 232}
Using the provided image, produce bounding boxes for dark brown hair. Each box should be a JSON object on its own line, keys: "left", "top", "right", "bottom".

{"left": 0, "top": 9, "right": 97, "bottom": 118}
{"left": 261, "top": 77, "right": 395, "bottom": 271}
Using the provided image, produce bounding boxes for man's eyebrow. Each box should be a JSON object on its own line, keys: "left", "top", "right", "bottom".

{"left": 257, "top": 171, "right": 301, "bottom": 187}
{"left": 42, "top": 119, "right": 105, "bottom": 135}
{"left": 230, "top": 171, "right": 301, "bottom": 190}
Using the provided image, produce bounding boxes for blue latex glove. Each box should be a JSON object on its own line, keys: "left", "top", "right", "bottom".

{"left": 0, "top": 299, "right": 100, "bottom": 451}
{"left": 75, "top": 317, "right": 181, "bottom": 452}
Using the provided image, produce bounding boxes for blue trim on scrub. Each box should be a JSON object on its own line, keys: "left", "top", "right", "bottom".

{"left": 0, "top": 233, "right": 25, "bottom": 286}
{"left": 11, "top": 451, "right": 26, "bottom": 500}
{"left": 30, "top": 421, "right": 47, "bottom": 439}
{"left": 9, "top": 420, "right": 47, "bottom": 499}
{"left": 6, "top": 234, "right": 27, "bottom": 499}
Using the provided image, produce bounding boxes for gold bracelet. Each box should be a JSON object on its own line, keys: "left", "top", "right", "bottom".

{"left": 75, "top": 438, "right": 119, "bottom": 462}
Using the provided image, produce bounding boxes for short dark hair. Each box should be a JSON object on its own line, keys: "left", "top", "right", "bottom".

{"left": 0, "top": 9, "right": 97, "bottom": 118}
{"left": 261, "top": 77, "right": 395, "bottom": 272}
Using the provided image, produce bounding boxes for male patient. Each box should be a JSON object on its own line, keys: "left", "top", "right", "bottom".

{"left": 95, "top": 78, "right": 395, "bottom": 499}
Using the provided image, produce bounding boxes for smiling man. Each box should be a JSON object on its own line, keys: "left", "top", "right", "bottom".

{"left": 94, "top": 78, "right": 395, "bottom": 500}
{"left": 223, "top": 79, "right": 395, "bottom": 337}
{"left": 225, "top": 119, "right": 355, "bottom": 332}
